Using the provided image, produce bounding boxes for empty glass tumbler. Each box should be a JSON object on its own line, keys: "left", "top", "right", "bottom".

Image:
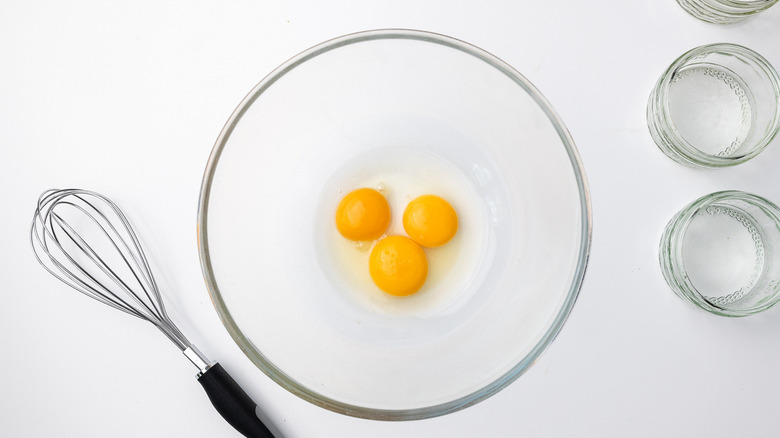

{"left": 659, "top": 191, "right": 780, "bottom": 317}
{"left": 677, "top": 0, "right": 779, "bottom": 24}
{"left": 647, "top": 43, "right": 780, "bottom": 168}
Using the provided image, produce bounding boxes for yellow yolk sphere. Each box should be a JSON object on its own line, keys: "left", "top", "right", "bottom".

{"left": 402, "top": 195, "right": 459, "bottom": 247}
{"left": 335, "top": 188, "right": 391, "bottom": 241}
{"left": 369, "top": 236, "right": 428, "bottom": 296}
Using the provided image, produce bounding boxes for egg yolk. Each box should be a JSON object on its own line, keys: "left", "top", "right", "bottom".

{"left": 402, "top": 194, "right": 458, "bottom": 247}
{"left": 369, "top": 236, "right": 428, "bottom": 296}
{"left": 335, "top": 188, "right": 391, "bottom": 241}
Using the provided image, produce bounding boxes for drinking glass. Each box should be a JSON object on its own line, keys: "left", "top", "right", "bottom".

{"left": 659, "top": 191, "right": 780, "bottom": 317}
{"left": 647, "top": 43, "right": 780, "bottom": 168}
{"left": 677, "top": 0, "right": 779, "bottom": 24}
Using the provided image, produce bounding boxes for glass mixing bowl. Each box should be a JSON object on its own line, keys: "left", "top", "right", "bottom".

{"left": 198, "top": 29, "right": 591, "bottom": 420}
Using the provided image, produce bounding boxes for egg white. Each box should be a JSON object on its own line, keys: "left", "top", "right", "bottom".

{"left": 315, "top": 147, "right": 489, "bottom": 318}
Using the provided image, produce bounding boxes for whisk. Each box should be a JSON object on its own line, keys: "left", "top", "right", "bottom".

{"left": 30, "top": 188, "right": 274, "bottom": 438}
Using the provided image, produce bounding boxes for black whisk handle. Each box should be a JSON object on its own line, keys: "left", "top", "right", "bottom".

{"left": 198, "top": 363, "right": 275, "bottom": 438}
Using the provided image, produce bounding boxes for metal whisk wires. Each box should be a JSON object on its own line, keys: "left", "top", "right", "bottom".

{"left": 30, "top": 189, "right": 206, "bottom": 367}
{"left": 29, "top": 189, "right": 275, "bottom": 437}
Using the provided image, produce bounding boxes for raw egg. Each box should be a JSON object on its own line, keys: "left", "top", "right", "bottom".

{"left": 335, "top": 188, "right": 390, "bottom": 241}
{"left": 403, "top": 195, "right": 459, "bottom": 247}
{"left": 369, "top": 235, "right": 428, "bottom": 296}
{"left": 316, "top": 147, "right": 488, "bottom": 316}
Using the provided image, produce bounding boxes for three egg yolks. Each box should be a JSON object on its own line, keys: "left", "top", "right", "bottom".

{"left": 335, "top": 188, "right": 458, "bottom": 297}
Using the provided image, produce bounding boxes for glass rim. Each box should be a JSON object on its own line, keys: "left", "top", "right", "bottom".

{"left": 196, "top": 28, "right": 593, "bottom": 420}
{"left": 677, "top": 0, "right": 780, "bottom": 22}
{"left": 707, "top": 0, "right": 779, "bottom": 12}
{"left": 651, "top": 43, "right": 780, "bottom": 167}
{"left": 661, "top": 190, "right": 780, "bottom": 317}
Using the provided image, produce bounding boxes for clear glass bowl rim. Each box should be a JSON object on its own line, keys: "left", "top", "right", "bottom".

{"left": 196, "top": 28, "right": 593, "bottom": 420}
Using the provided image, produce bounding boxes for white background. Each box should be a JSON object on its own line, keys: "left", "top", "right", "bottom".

{"left": 2, "top": 1, "right": 780, "bottom": 437}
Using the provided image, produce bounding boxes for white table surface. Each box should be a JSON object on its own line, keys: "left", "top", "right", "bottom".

{"left": 2, "top": 1, "right": 780, "bottom": 437}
